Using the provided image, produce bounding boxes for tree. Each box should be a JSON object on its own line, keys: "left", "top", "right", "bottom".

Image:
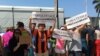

{"left": 93, "top": 0, "right": 100, "bottom": 26}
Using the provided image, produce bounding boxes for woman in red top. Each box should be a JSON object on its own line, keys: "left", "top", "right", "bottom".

{"left": 95, "top": 26, "right": 100, "bottom": 56}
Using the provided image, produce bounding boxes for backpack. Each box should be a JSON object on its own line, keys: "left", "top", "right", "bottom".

{"left": 20, "top": 29, "right": 31, "bottom": 45}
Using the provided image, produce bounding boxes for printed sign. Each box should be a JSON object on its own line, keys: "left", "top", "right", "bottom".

{"left": 53, "top": 29, "right": 72, "bottom": 41}
{"left": 32, "top": 12, "right": 56, "bottom": 25}
{"left": 32, "top": 12, "right": 55, "bottom": 19}
{"left": 66, "top": 12, "right": 90, "bottom": 29}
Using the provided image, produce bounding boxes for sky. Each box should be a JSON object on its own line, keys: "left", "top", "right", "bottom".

{"left": 0, "top": 0, "right": 97, "bottom": 17}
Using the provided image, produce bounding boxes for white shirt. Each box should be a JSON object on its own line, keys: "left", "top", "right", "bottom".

{"left": 69, "top": 31, "right": 82, "bottom": 51}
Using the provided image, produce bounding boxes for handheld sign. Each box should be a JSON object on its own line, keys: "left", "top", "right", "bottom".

{"left": 32, "top": 12, "right": 55, "bottom": 19}
{"left": 31, "top": 12, "right": 56, "bottom": 26}
{"left": 66, "top": 12, "right": 90, "bottom": 29}
{"left": 53, "top": 29, "right": 72, "bottom": 41}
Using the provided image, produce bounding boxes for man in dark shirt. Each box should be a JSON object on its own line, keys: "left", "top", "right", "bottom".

{"left": 81, "top": 28, "right": 88, "bottom": 56}
{"left": 87, "top": 26, "right": 95, "bottom": 56}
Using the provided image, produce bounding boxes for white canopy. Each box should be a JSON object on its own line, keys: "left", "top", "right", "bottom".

{"left": 0, "top": 6, "right": 64, "bottom": 32}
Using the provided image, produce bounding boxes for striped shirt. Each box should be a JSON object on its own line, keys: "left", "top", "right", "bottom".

{"left": 33, "top": 29, "right": 51, "bottom": 53}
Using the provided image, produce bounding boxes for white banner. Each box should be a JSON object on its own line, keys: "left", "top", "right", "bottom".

{"left": 32, "top": 12, "right": 55, "bottom": 19}
{"left": 66, "top": 12, "right": 90, "bottom": 29}
{"left": 53, "top": 29, "right": 72, "bottom": 41}
{"left": 31, "top": 12, "right": 56, "bottom": 25}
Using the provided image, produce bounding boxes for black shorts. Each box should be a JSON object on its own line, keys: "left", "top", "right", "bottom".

{"left": 69, "top": 51, "right": 82, "bottom": 56}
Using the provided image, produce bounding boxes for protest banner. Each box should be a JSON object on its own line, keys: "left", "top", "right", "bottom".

{"left": 53, "top": 29, "right": 72, "bottom": 41}
{"left": 32, "top": 12, "right": 55, "bottom": 19}
{"left": 31, "top": 12, "right": 56, "bottom": 25}
{"left": 66, "top": 12, "right": 90, "bottom": 29}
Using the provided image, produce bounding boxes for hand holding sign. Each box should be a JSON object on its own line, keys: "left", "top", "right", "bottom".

{"left": 29, "top": 16, "right": 33, "bottom": 20}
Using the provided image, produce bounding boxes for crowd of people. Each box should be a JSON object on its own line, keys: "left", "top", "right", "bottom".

{"left": 0, "top": 17, "right": 100, "bottom": 56}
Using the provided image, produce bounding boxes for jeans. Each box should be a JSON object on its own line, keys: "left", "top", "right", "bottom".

{"left": 3, "top": 47, "right": 11, "bottom": 56}
{"left": 88, "top": 40, "right": 95, "bottom": 56}
{"left": 82, "top": 40, "right": 89, "bottom": 56}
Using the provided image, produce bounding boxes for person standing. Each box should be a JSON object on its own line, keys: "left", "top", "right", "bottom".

{"left": 94, "top": 26, "right": 100, "bottom": 56}
{"left": 86, "top": 25, "right": 95, "bottom": 56}
{"left": 8, "top": 29, "right": 24, "bottom": 56}
{"left": 47, "top": 26, "right": 54, "bottom": 56}
{"left": 68, "top": 24, "right": 86, "bottom": 56}
{"left": 16, "top": 22, "right": 32, "bottom": 56}
{"left": 81, "top": 25, "right": 89, "bottom": 56}
{"left": 49, "top": 37, "right": 56, "bottom": 56}
{"left": 29, "top": 17, "right": 37, "bottom": 46}
{"left": 29, "top": 18, "right": 37, "bottom": 56}
{"left": 55, "top": 26, "right": 70, "bottom": 56}
{"left": 31, "top": 20, "right": 56, "bottom": 56}
{"left": 2, "top": 27, "right": 14, "bottom": 56}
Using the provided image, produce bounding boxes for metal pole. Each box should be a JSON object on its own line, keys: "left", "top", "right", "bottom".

{"left": 12, "top": 7, "right": 15, "bottom": 28}
{"left": 54, "top": 0, "right": 59, "bottom": 28}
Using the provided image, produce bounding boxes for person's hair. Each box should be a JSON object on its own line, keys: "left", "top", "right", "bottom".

{"left": 6, "top": 27, "right": 14, "bottom": 32}
{"left": 38, "top": 23, "right": 46, "bottom": 28}
{"left": 17, "top": 21, "right": 24, "bottom": 28}
{"left": 11, "top": 29, "right": 21, "bottom": 41}
{"left": 49, "top": 26, "right": 52, "bottom": 29}
{"left": 72, "top": 27, "right": 76, "bottom": 31}
{"left": 94, "top": 26, "right": 99, "bottom": 30}
{"left": 32, "top": 23, "right": 36, "bottom": 26}
{"left": 6, "top": 27, "right": 10, "bottom": 32}
{"left": 60, "top": 26, "right": 67, "bottom": 30}
{"left": 13, "top": 29, "right": 22, "bottom": 36}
